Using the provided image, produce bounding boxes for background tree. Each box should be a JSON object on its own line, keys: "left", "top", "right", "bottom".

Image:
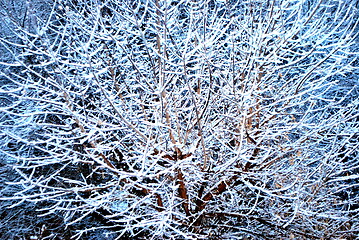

{"left": 1, "top": 0, "right": 358, "bottom": 239}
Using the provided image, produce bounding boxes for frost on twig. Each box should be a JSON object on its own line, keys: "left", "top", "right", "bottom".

{"left": 0, "top": 0, "right": 358, "bottom": 239}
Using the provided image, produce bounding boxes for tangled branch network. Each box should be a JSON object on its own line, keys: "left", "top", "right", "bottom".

{"left": 0, "top": 0, "right": 358, "bottom": 239}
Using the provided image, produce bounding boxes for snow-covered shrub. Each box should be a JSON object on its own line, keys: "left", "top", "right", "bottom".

{"left": 1, "top": 0, "right": 358, "bottom": 239}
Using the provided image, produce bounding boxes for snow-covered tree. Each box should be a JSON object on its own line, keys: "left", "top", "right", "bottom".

{"left": 1, "top": 0, "right": 358, "bottom": 239}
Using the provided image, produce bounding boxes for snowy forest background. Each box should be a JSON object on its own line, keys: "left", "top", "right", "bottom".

{"left": 0, "top": 0, "right": 358, "bottom": 239}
